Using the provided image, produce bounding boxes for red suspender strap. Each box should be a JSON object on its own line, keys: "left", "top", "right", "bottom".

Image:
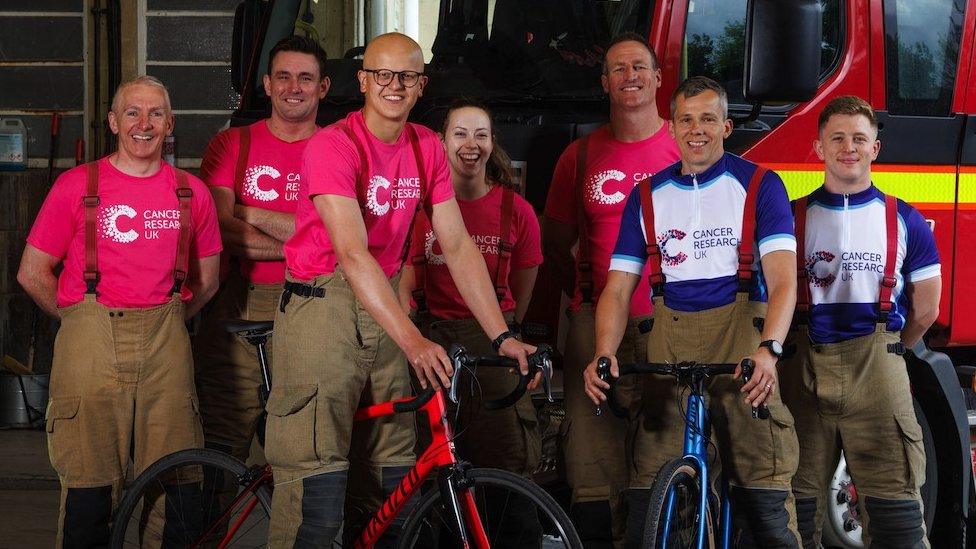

{"left": 736, "top": 167, "right": 767, "bottom": 293}
{"left": 402, "top": 124, "right": 430, "bottom": 267}
{"left": 794, "top": 197, "right": 811, "bottom": 319}
{"left": 171, "top": 169, "right": 194, "bottom": 294}
{"left": 494, "top": 186, "right": 516, "bottom": 302}
{"left": 574, "top": 135, "right": 594, "bottom": 303}
{"left": 233, "top": 125, "right": 251, "bottom": 197}
{"left": 338, "top": 122, "right": 369, "bottom": 210}
{"left": 879, "top": 194, "right": 898, "bottom": 320}
{"left": 410, "top": 209, "right": 429, "bottom": 313}
{"left": 638, "top": 178, "right": 664, "bottom": 295}
{"left": 83, "top": 162, "right": 100, "bottom": 294}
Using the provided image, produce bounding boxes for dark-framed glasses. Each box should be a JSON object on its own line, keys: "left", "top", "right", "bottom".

{"left": 363, "top": 69, "right": 424, "bottom": 88}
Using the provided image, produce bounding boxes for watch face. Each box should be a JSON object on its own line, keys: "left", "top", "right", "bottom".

{"left": 771, "top": 340, "right": 783, "bottom": 356}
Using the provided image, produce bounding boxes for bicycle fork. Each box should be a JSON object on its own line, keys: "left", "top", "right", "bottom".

{"left": 437, "top": 464, "right": 491, "bottom": 549}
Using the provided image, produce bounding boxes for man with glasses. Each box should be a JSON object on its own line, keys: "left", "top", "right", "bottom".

{"left": 265, "top": 32, "right": 536, "bottom": 547}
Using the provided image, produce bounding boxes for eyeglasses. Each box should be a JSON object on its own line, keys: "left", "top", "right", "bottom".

{"left": 362, "top": 69, "right": 425, "bottom": 88}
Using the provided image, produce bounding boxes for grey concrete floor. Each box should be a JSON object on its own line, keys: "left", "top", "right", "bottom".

{"left": 0, "top": 429, "right": 58, "bottom": 548}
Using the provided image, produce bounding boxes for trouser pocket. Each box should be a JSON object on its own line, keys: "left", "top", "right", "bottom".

{"left": 265, "top": 384, "right": 321, "bottom": 475}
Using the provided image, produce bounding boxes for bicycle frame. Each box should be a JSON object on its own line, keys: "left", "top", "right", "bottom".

{"left": 660, "top": 380, "right": 734, "bottom": 549}
{"left": 351, "top": 389, "right": 490, "bottom": 549}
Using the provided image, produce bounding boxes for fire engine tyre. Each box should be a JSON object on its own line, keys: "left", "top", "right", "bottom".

{"left": 397, "top": 467, "right": 583, "bottom": 549}
{"left": 109, "top": 448, "right": 272, "bottom": 548}
{"left": 643, "top": 457, "right": 715, "bottom": 549}
{"left": 822, "top": 401, "right": 937, "bottom": 549}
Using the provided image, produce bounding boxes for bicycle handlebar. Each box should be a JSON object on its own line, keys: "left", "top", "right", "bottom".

{"left": 596, "top": 358, "right": 770, "bottom": 420}
{"left": 448, "top": 344, "right": 555, "bottom": 410}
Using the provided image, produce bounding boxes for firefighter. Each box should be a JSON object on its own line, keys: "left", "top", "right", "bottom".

{"left": 400, "top": 99, "right": 543, "bottom": 475}
{"left": 781, "top": 96, "right": 940, "bottom": 549}
{"left": 583, "top": 76, "right": 801, "bottom": 547}
{"left": 264, "top": 33, "right": 536, "bottom": 547}
{"left": 16, "top": 75, "right": 222, "bottom": 547}
{"left": 193, "top": 35, "right": 328, "bottom": 466}
{"left": 541, "top": 32, "right": 679, "bottom": 547}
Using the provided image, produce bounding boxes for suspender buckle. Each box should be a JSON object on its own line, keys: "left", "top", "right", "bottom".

{"left": 83, "top": 270, "right": 100, "bottom": 294}
{"left": 411, "top": 288, "right": 427, "bottom": 312}
{"left": 881, "top": 275, "right": 897, "bottom": 289}
{"left": 175, "top": 188, "right": 193, "bottom": 199}
{"left": 498, "top": 240, "right": 514, "bottom": 255}
{"left": 578, "top": 261, "right": 592, "bottom": 274}
{"left": 170, "top": 269, "right": 187, "bottom": 294}
{"left": 887, "top": 342, "right": 907, "bottom": 356}
{"left": 738, "top": 253, "right": 755, "bottom": 265}
{"left": 82, "top": 195, "right": 100, "bottom": 207}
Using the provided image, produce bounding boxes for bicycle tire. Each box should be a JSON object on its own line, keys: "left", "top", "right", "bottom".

{"left": 397, "top": 467, "right": 583, "bottom": 549}
{"left": 109, "top": 448, "right": 272, "bottom": 548}
{"left": 644, "top": 457, "right": 714, "bottom": 549}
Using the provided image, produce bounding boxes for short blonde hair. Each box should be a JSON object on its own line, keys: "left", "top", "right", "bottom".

{"left": 110, "top": 75, "right": 172, "bottom": 113}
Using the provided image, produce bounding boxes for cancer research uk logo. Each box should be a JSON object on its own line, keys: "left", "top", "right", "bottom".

{"left": 657, "top": 229, "right": 687, "bottom": 267}
{"left": 587, "top": 169, "right": 657, "bottom": 206}
{"left": 99, "top": 204, "right": 180, "bottom": 243}
{"left": 243, "top": 165, "right": 300, "bottom": 202}
{"left": 367, "top": 175, "right": 422, "bottom": 216}
{"left": 806, "top": 251, "right": 837, "bottom": 287}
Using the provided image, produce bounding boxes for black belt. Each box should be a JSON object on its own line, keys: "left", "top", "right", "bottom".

{"left": 279, "top": 281, "right": 326, "bottom": 312}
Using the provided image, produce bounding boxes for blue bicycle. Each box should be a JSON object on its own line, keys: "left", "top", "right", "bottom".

{"left": 596, "top": 358, "right": 768, "bottom": 549}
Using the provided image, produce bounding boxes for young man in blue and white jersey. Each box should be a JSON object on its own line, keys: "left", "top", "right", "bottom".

{"left": 781, "top": 96, "right": 940, "bottom": 549}
{"left": 583, "top": 76, "right": 801, "bottom": 547}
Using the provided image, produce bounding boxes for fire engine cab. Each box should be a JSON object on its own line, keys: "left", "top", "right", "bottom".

{"left": 229, "top": 0, "right": 976, "bottom": 546}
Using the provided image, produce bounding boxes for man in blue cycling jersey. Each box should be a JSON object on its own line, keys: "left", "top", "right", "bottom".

{"left": 583, "top": 76, "right": 801, "bottom": 548}
{"left": 781, "top": 96, "right": 940, "bottom": 549}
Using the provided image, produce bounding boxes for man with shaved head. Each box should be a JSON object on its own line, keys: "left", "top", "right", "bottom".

{"left": 265, "top": 32, "right": 536, "bottom": 546}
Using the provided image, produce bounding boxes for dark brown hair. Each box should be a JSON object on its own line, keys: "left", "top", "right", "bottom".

{"left": 602, "top": 32, "right": 659, "bottom": 74}
{"left": 670, "top": 76, "right": 728, "bottom": 118}
{"left": 818, "top": 95, "right": 878, "bottom": 133}
{"left": 268, "top": 35, "right": 328, "bottom": 80}
{"left": 441, "top": 99, "right": 518, "bottom": 190}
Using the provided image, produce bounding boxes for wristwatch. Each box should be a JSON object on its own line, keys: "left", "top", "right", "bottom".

{"left": 758, "top": 339, "right": 784, "bottom": 358}
{"left": 491, "top": 330, "right": 516, "bottom": 352}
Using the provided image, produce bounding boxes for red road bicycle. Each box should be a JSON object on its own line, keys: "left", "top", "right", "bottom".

{"left": 109, "top": 320, "right": 582, "bottom": 548}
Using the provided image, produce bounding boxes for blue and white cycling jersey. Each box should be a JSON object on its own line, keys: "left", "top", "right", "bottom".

{"left": 798, "top": 185, "right": 940, "bottom": 344}
{"left": 610, "top": 153, "right": 796, "bottom": 312}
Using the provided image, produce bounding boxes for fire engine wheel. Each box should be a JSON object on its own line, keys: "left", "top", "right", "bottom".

{"left": 822, "top": 401, "right": 937, "bottom": 548}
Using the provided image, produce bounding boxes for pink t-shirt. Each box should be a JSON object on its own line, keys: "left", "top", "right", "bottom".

{"left": 27, "top": 157, "right": 222, "bottom": 308}
{"left": 544, "top": 124, "right": 679, "bottom": 317}
{"left": 408, "top": 185, "right": 542, "bottom": 319}
{"left": 285, "top": 110, "right": 455, "bottom": 280}
{"left": 200, "top": 120, "right": 308, "bottom": 284}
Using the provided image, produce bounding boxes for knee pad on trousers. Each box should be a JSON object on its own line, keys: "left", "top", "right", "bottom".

{"left": 729, "top": 486, "right": 799, "bottom": 549}
{"left": 623, "top": 489, "right": 651, "bottom": 549}
{"left": 571, "top": 499, "right": 614, "bottom": 549}
{"left": 63, "top": 485, "right": 112, "bottom": 549}
{"left": 794, "top": 496, "right": 818, "bottom": 549}
{"left": 162, "top": 483, "right": 205, "bottom": 544}
{"left": 864, "top": 496, "right": 926, "bottom": 549}
{"left": 295, "top": 471, "right": 347, "bottom": 549}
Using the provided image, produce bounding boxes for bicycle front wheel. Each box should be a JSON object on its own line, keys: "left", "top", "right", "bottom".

{"left": 644, "top": 457, "right": 714, "bottom": 549}
{"left": 110, "top": 448, "right": 272, "bottom": 548}
{"left": 398, "top": 467, "right": 582, "bottom": 549}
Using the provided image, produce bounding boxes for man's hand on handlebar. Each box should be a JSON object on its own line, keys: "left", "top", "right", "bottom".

{"left": 583, "top": 355, "right": 618, "bottom": 406}
{"left": 737, "top": 347, "right": 779, "bottom": 409}
{"left": 405, "top": 335, "right": 454, "bottom": 390}
{"left": 498, "top": 337, "right": 541, "bottom": 390}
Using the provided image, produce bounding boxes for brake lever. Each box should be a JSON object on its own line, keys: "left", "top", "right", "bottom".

{"left": 448, "top": 344, "right": 468, "bottom": 405}
{"left": 595, "top": 357, "right": 611, "bottom": 416}
{"left": 739, "top": 358, "right": 770, "bottom": 420}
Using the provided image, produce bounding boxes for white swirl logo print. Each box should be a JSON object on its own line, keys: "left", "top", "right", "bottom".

{"left": 244, "top": 165, "right": 281, "bottom": 202}
{"left": 99, "top": 205, "right": 139, "bottom": 243}
{"left": 366, "top": 175, "right": 391, "bottom": 216}
{"left": 588, "top": 170, "right": 626, "bottom": 205}
{"left": 424, "top": 230, "right": 446, "bottom": 265}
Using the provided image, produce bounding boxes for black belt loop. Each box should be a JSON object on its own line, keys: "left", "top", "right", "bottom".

{"left": 279, "top": 281, "right": 326, "bottom": 313}
{"left": 752, "top": 317, "right": 765, "bottom": 333}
